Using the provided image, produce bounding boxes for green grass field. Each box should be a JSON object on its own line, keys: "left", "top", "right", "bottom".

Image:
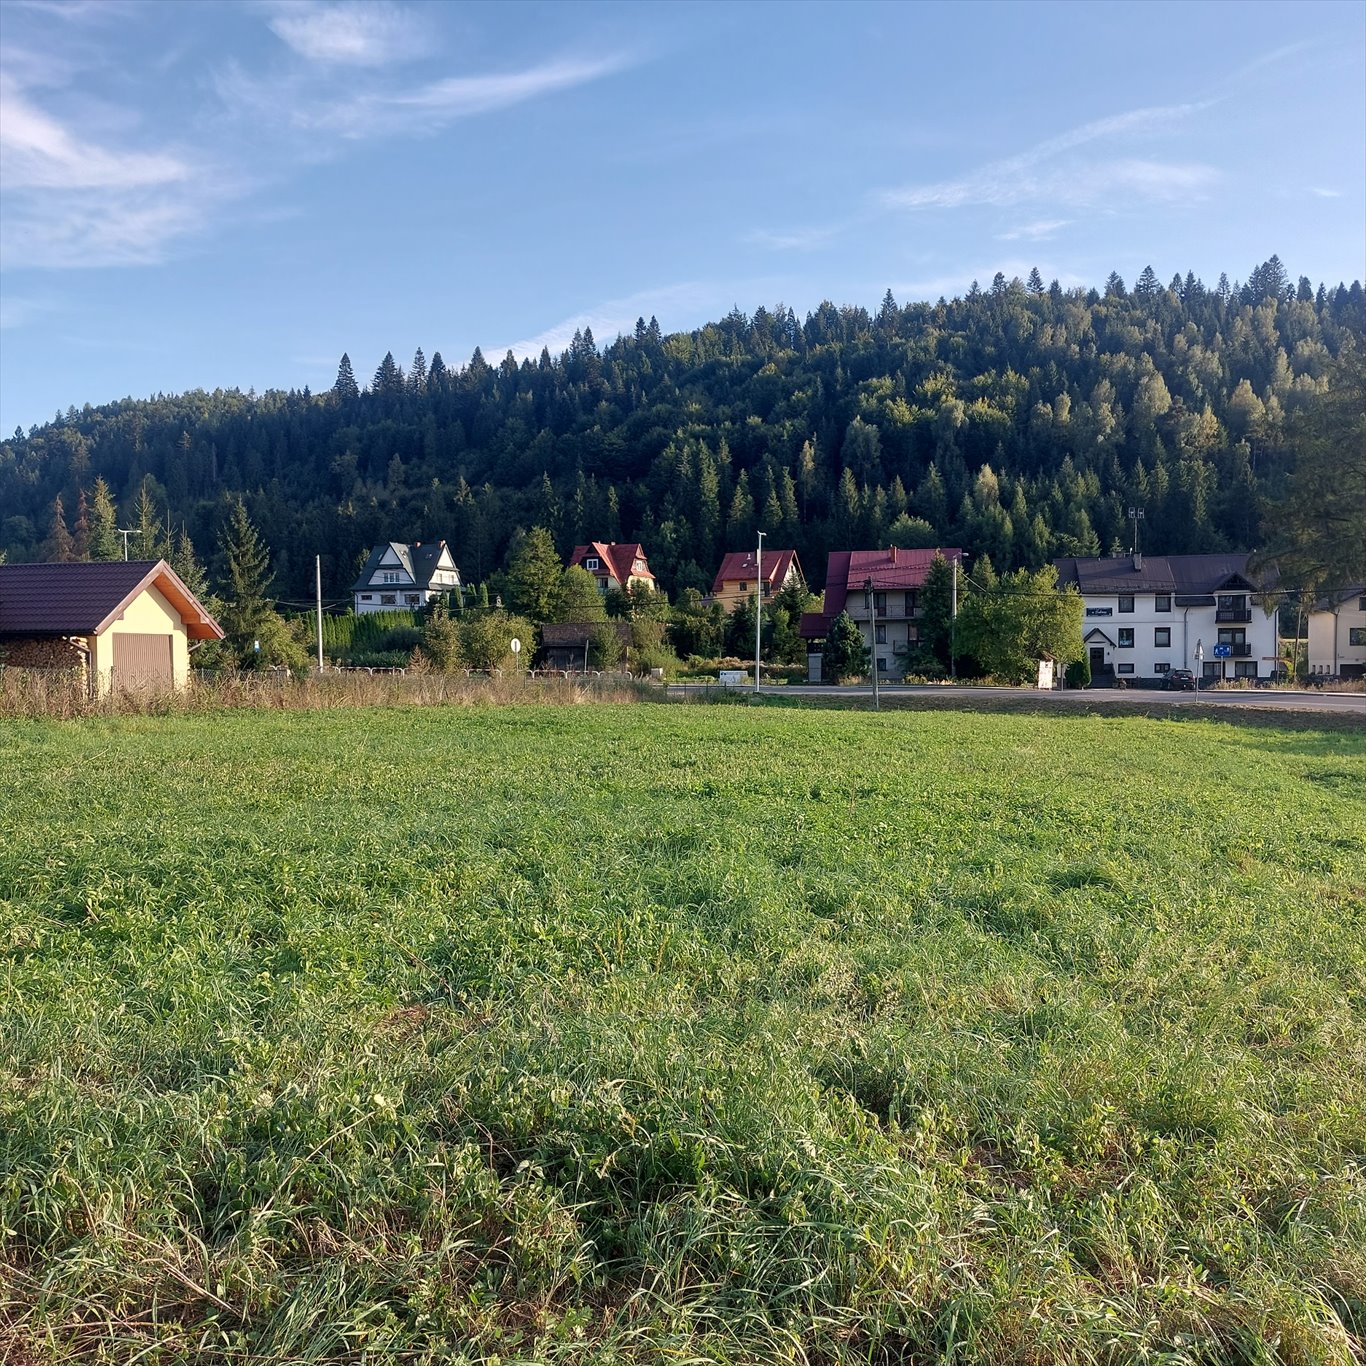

{"left": 2, "top": 705, "right": 1364, "bottom": 1364}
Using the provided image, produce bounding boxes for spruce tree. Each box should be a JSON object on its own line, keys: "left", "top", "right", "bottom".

{"left": 333, "top": 353, "right": 359, "bottom": 401}
{"left": 87, "top": 477, "right": 121, "bottom": 560}
{"left": 217, "top": 499, "right": 274, "bottom": 658}
{"left": 72, "top": 490, "right": 91, "bottom": 560}
{"left": 44, "top": 495, "right": 75, "bottom": 562}
{"left": 506, "top": 526, "right": 563, "bottom": 622}
{"left": 131, "top": 478, "right": 165, "bottom": 559}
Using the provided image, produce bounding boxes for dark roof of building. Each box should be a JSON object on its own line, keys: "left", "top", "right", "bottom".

{"left": 711, "top": 549, "right": 801, "bottom": 595}
{"left": 799, "top": 547, "right": 963, "bottom": 638}
{"left": 540, "top": 621, "right": 631, "bottom": 648}
{"left": 568, "top": 542, "right": 655, "bottom": 587}
{"left": 1053, "top": 553, "right": 1263, "bottom": 595}
{"left": 1311, "top": 584, "right": 1366, "bottom": 612}
{"left": 0, "top": 560, "right": 223, "bottom": 639}
{"left": 352, "top": 540, "right": 457, "bottom": 593}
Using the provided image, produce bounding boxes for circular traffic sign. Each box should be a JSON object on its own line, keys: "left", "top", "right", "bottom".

{"left": 510, "top": 637, "right": 522, "bottom": 655}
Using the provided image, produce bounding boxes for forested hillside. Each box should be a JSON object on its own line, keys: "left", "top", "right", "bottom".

{"left": 2, "top": 258, "right": 1362, "bottom": 600}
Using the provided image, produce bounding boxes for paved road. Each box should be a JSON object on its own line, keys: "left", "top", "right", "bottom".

{"left": 671, "top": 683, "right": 1366, "bottom": 716}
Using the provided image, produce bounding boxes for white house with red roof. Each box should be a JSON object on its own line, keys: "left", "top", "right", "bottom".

{"left": 800, "top": 547, "right": 963, "bottom": 681}
{"left": 568, "top": 542, "right": 657, "bottom": 595}
{"left": 710, "top": 549, "right": 803, "bottom": 613}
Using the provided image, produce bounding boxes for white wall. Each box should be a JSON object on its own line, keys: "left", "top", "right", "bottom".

{"left": 1080, "top": 593, "right": 1277, "bottom": 680}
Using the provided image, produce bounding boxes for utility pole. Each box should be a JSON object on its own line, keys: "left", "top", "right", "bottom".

{"left": 865, "top": 576, "right": 879, "bottom": 711}
{"left": 116, "top": 528, "right": 134, "bottom": 561}
{"left": 754, "top": 530, "right": 765, "bottom": 699}
{"left": 950, "top": 555, "right": 958, "bottom": 680}
{"left": 1128, "top": 505, "right": 1145, "bottom": 561}
{"left": 315, "top": 554, "right": 324, "bottom": 672}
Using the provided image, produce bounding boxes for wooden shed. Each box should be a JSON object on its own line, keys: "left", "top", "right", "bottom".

{"left": 0, "top": 560, "right": 223, "bottom": 695}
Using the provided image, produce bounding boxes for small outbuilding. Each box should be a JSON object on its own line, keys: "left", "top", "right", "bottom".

{"left": 0, "top": 559, "right": 223, "bottom": 695}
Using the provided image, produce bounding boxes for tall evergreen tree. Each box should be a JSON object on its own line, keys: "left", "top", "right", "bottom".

{"left": 43, "top": 495, "right": 75, "bottom": 562}
{"left": 506, "top": 526, "right": 563, "bottom": 622}
{"left": 87, "top": 477, "right": 121, "bottom": 560}
{"left": 333, "top": 353, "right": 359, "bottom": 401}
{"left": 217, "top": 499, "right": 274, "bottom": 653}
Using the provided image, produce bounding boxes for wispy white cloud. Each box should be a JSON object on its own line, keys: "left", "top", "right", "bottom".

{"left": 996, "top": 218, "right": 1070, "bottom": 242}
{"left": 497, "top": 283, "right": 724, "bottom": 358}
{"left": 883, "top": 102, "right": 1216, "bottom": 213}
{"left": 744, "top": 225, "right": 841, "bottom": 252}
{"left": 0, "top": 69, "right": 223, "bottom": 268}
{"left": 0, "top": 73, "right": 187, "bottom": 191}
{"left": 890, "top": 262, "right": 1089, "bottom": 301}
{"left": 1309, "top": 186, "right": 1341, "bottom": 199}
{"left": 266, "top": 1, "right": 427, "bottom": 67}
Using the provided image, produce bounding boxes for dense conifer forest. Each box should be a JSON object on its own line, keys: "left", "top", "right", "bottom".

{"left": 2, "top": 257, "right": 1362, "bottom": 600}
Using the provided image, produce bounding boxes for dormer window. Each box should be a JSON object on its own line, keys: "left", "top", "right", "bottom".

{"left": 633, "top": 559, "right": 646, "bottom": 573}
{"left": 585, "top": 556, "right": 600, "bottom": 570}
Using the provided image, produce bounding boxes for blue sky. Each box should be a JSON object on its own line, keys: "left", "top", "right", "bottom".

{"left": 1, "top": 0, "right": 1363, "bottom": 435}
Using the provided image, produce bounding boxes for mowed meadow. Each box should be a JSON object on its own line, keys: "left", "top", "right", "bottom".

{"left": 1, "top": 704, "right": 1363, "bottom": 1365}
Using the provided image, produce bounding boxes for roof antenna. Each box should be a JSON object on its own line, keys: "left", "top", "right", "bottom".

{"left": 1128, "top": 506, "right": 1144, "bottom": 570}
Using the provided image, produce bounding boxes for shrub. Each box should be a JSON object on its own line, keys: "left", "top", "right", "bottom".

{"left": 1066, "top": 655, "right": 1092, "bottom": 689}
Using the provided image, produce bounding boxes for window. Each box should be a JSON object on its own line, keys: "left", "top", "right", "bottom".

{"left": 1118, "top": 595, "right": 1135, "bottom": 613}
{"left": 1203, "top": 661, "right": 1221, "bottom": 679}
{"left": 360, "top": 594, "right": 373, "bottom": 601}
{"left": 737, "top": 581, "right": 747, "bottom": 592}
{"left": 1154, "top": 627, "right": 1171, "bottom": 647}
{"left": 1218, "top": 628, "right": 1245, "bottom": 645}
{"left": 1154, "top": 661, "right": 1171, "bottom": 673}
{"left": 1154, "top": 594, "right": 1171, "bottom": 612}
{"left": 1351, "top": 628, "right": 1366, "bottom": 646}
{"left": 404, "top": 594, "right": 419, "bottom": 605}
{"left": 1118, "top": 628, "right": 1134, "bottom": 648}
{"left": 585, "top": 556, "right": 600, "bottom": 570}
{"left": 873, "top": 592, "right": 887, "bottom": 614}
{"left": 875, "top": 625, "right": 887, "bottom": 644}
{"left": 877, "top": 657, "right": 888, "bottom": 673}
{"left": 1117, "top": 663, "right": 1135, "bottom": 675}
{"left": 380, "top": 593, "right": 396, "bottom": 605}
{"left": 1234, "top": 661, "right": 1257, "bottom": 678}
{"left": 905, "top": 591, "right": 918, "bottom": 615}
{"left": 906, "top": 625, "right": 920, "bottom": 644}
{"left": 633, "top": 559, "right": 646, "bottom": 573}
{"left": 1359, "top": 597, "right": 1366, "bottom": 612}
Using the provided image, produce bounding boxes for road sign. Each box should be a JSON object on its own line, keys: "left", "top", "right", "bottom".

{"left": 1213, "top": 643, "right": 1232, "bottom": 658}
{"left": 510, "top": 637, "right": 522, "bottom": 655}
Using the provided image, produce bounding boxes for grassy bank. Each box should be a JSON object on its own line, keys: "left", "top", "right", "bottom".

{"left": 2, "top": 706, "right": 1363, "bottom": 1363}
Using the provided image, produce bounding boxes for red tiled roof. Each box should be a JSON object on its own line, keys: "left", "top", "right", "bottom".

{"left": 569, "top": 542, "right": 655, "bottom": 587}
{"left": 799, "top": 547, "right": 963, "bottom": 638}
{"left": 0, "top": 560, "right": 224, "bottom": 640}
{"left": 711, "top": 549, "right": 800, "bottom": 596}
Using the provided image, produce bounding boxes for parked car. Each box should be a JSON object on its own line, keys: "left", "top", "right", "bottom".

{"left": 1164, "top": 669, "right": 1197, "bottom": 691}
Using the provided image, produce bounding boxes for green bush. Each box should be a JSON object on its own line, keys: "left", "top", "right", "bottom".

{"left": 1066, "top": 654, "right": 1092, "bottom": 689}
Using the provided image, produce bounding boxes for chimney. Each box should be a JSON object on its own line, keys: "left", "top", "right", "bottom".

{"left": 1133, "top": 552, "right": 1143, "bottom": 570}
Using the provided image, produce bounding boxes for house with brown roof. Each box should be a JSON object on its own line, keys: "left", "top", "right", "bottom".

{"left": 0, "top": 560, "right": 223, "bottom": 695}
{"left": 539, "top": 621, "right": 633, "bottom": 672}
{"left": 710, "top": 549, "right": 803, "bottom": 613}
{"left": 568, "top": 542, "right": 657, "bottom": 595}
{"left": 799, "top": 547, "right": 964, "bottom": 681}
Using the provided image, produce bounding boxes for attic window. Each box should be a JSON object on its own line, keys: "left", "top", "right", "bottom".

{"left": 738, "top": 581, "right": 747, "bottom": 592}
{"left": 585, "top": 557, "right": 600, "bottom": 570}
{"left": 633, "top": 559, "right": 646, "bottom": 573}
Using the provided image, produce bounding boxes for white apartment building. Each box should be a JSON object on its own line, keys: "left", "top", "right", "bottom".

{"left": 1054, "top": 553, "right": 1278, "bottom": 684}
{"left": 1307, "top": 586, "right": 1366, "bottom": 679}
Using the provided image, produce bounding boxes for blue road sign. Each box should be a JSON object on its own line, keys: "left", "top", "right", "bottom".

{"left": 1213, "top": 643, "right": 1232, "bottom": 658}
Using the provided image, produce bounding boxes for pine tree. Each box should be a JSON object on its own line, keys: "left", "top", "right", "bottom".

{"left": 170, "top": 526, "right": 211, "bottom": 601}
{"left": 44, "top": 495, "right": 75, "bottom": 562}
{"left": 72, "top": 489, "right": 91, "bottom": 561}
{"left": 507, "top": 526, "right": 563, "bottom": 622}
{"left": 87, "top": 477, "right": 121, "bottom": 560}
{"left": 217, "top": 499, "right": 274, "bottom": 656}
{"left": 131, "top": 478, "right": 165, "bottom": 559}
{"left": 821, "top": 610, "right": 869, "bottom": 681}
{"left": 373, "top": 352, "right": 404, "bottom": 396}
{"left": 410, "top": 348, "right": 427, "bottom": 395}
{"left": 333, "top": 353, "right": 359, "bottom": 401}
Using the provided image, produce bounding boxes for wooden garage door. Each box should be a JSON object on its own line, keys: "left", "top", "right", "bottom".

{"left": 112, "top": 633, "right": 174, "bottom": 693}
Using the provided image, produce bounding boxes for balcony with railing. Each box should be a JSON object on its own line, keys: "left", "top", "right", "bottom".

{"left": 1216, "top": 608, "right": 1252, "bottom": 622}
{"left": 1228, "top": 642, "right": 1252, "bottom": 657}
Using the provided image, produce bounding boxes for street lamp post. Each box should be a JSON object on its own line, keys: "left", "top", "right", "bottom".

{"left": 1194, "top": 638, "right": 1203, "bottom": 695}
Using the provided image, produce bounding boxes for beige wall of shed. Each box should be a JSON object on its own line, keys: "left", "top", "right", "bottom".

{"left": 90, "top": 584, "right": 191, "bottom": 694}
